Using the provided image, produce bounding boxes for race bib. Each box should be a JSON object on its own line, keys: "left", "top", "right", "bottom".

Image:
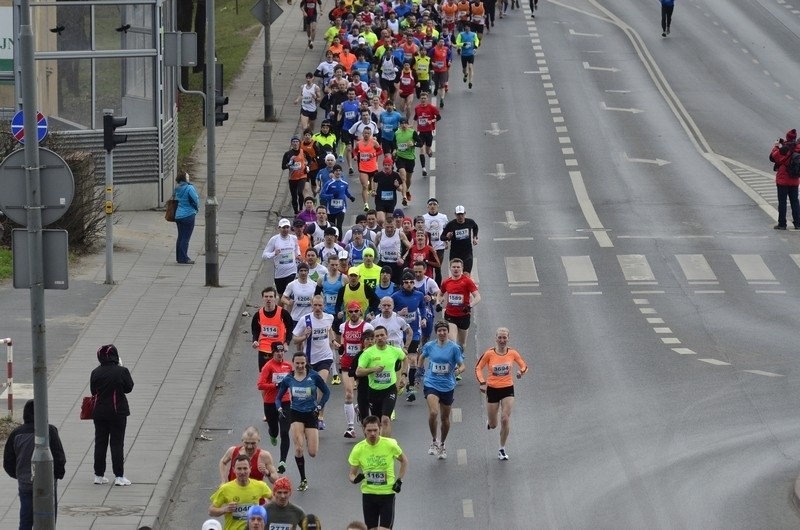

{"left": 278, "top": 250, "right": 293, "bottom": 265}
{"left": 430, "top": 362, "right": 449, "bottom": 375}
{"left": 473, "top": 15, "right": 484, "bottom": 23}
{"left": 403, "top": 310, "right": 416, "bottom": 323}
{"left": 302, "top": 96, "right": 313, "bottom": 105}
{"left": 374, "top": 370, "right": 392, "bottom": 383}
{"left": 290, "top": 161, "right": 302, "bottom": 170}
{"left": 448, "top": 293, "right": 464, "bottom": 305}
{"left": 401, "top": 77, "right": 412, "bottom": 85}
{"left": 272, "top": 372, "right": 288, "bottom": 384}
{"left": 346, "top": 343, "right": 361, "bottom": 355}
{"left": 296, "top": 295, "right": 312, "bottom": 307}
{"left": 381, "top": 190, "right": 394, "bottom": 201}
{"left": 270, "top": 524, "right": 293, "bottom": 530}
{"left": 434, "top": 60, "right": 444, "bottom": 68}
{"left": 325, "top": 293, "right": 337, "bottom": 305}
{"left": 492, "top": 363, "right": 510, "bottom": 376}
{"left": 262, "top": 325, "right": 279, "bottom": 338}
{"left": 382, "top": 123, "right": 393, "bottom": 133}
{"left": 455, "top": 228, "right": 469, "bottom": 239}
{"left": 398, "top": 142, "right": 410, "bottom": 151}
{"left": 366, "top": 471, "right": 387, "bottom": 485}
{"left": 418, "top": 117, "right": 428, "bottom": 126}
{"left": 312, "top": 327, "right": 328, "bottom": 341}
{"left": 360, "top": 152, "right": 371, "bottom": 161}
{"left": 345, "top": 111, "right": 357, "bottom": 119}
{"left": 463, "top": 42, "right": 473, "bottom": 50}
{"left": 382, "top": 248, "right": 399, "bottom": 260}
{"left": 331, "top": 198, "right": 344, "bottom": 209}
{"left": 291, "top": 386, "right": 312, "bottom": 399}
{"left": 232, "top": 504, "right": 253, "bottom": 520}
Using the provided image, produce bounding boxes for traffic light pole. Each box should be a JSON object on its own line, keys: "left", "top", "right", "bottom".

{"left": 205, "top": 0, "right": 220, "bottom": 287}
{"left": 19, "top": 0, "right": 55, "bottom": 526}
{"left": 104, "top": 143, "right": 114, "bottom": 284}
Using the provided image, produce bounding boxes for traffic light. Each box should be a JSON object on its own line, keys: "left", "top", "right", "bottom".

{"left": 215, "top": 96, "right": 229, "bottom": 126}
{"left": 103, "top": 114, "right": 128, "bottom": 152}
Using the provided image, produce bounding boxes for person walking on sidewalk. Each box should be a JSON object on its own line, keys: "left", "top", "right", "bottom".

{"left": 90, "top": 344, "right": 134, "bottom": 486}
{"left": 4, "top": 399, "right": 67, "bottom": 530}
{"left": 174, "top": 172, "right": 200, "bottom": 265}
{"left": 660, "top": 0, "right": 674, "bottom": 37}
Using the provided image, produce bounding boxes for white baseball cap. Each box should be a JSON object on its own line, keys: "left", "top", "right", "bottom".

{"left": 278, "top": 218, "right": 291, "bottom": 227}
{"left": 338, "top": 250, "right": 349, "bottom": 259}
{"left": 325, "top": 154, "right": 336, "bottom": 162}
{"left": 455, "top": 205, "right": 466, "bottom": 214}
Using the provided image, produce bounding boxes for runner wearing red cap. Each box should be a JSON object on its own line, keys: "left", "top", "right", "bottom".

{"left": 266, "top": 476, "right": 306, "bottom": 527}
{"left": 334, "top": 302, "right": 375, "bottom": 438}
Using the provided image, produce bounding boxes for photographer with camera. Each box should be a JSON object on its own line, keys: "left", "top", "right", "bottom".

{"left": 769, "top": 128, "right": 800, "bottom": 230}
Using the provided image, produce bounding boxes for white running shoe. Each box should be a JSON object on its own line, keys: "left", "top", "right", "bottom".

{"left": 498, "top": 449, "right": 509, "bottom": 461}
{"left": 437, "top": 444, "right": 447, "bottom": 460}
{"left": 93, "top": 476, "right": 109, "bottom": 485}
{"left": 428, "top": 441, "right": 438, "bottom": 455}
{"left": 114, "top": 476, "right": 132, "bottom": 486}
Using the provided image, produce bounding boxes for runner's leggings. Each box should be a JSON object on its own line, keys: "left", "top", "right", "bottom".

{"left": 661, "top": 5, "right": 674, "bottom": 31}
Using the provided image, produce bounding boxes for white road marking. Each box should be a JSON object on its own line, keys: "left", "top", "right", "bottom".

{"left": 429, "top": 175, "right": 436, "bottom": 201}
{"left": 457, "top": 449, "right": 468, "bottom": 466}
{"left": 568, "top": 171, "right": 613, "bottom": 247}
{"left": 672, "top": 348, "right": 696, "bottom": 355}
{"left": 582, "top": 61, "right": 619, "bottom": 72}
{"left": 630, "top": 290, "right": 664, "bottom": 294}
{"left": 496, "top": 211, "right": 529, "bottom": 230}
{"left": 633, "top": 299, "right": 649, "bottom": 304}
{"left": 511, "top": 292, "right": 542, "bottom": 296}
{"left": 452, "top": 408, "right": 462, "bottom": 423}
{"left": 559, "top": 136, "right": 571, "bottom": 144}
{"left": 505, "top": 256, "right": 538, "bottom": 284}
{"left": 755, "top": 290, "right": 786, "bottom": 294}
{"left": 618, "top": 255, "right": 655, "bottom": 282}
{"left": 639, "top": 308, "right": 657, "bottom": 314}
{"left": 646, "top": 317, "right": 664, "bottom": 324}
{"left": 572, "top": 291, "right": 602, "bottom": 295}
{"left": 430, "top": 158, "right": 436, "bottom": 171}
{"left": 547, "top": 236, "right": 589, "bottom": 240}
{"left": 0, "top": 383, "right": 33, "bottom": 400}
{"left": 694, "top": 290, "right": 725, "bottom": 294}
{"left": 484, "top": 123, "right": 508, "bottom": 136}
{"left": 487, "top": 163, "right": 515, "bottom": 180}
{"left": 600, "top": 101, "right": 643, "bottom": 113}
{"left": 562, "top": 147, "right": 574, "bottom": 155}
{"left": 622, "top": 152, "right": 670, "bottom": 166}
{"left": 653, "top": 327, "right": 672, "bottom": 334}
{"left": 463, "top": 499, "right": 474, "bottom": 518}
{"left": 494, "top": 237, "right": 534, "bottom": 241}
{"left": 605, "top": 89, "right": 631, "bottom": 93}
{"left": 732, "top": 254, "right": 776, "bottom": 282}
{"left": 565, "top": 159, "right": 579, "bottom": 167}
{"left": 569, "top": 29, "right": 602, "bottom": 37}
{"left": 743, "top": 370, "right": 783, "bottom": 377}
{"left": 556, "top": 126, "right": 568, "bottom": 132}
{"left": 661, "top": 338, "right": 681, "bottom": 344}
{"left": 698, "top": 358, "right": 731, "bottom": 366}
{"left": 562, "top": 255, "right": 598, "bottom": 283}
{"left": 553, "top": 116, "right": 564, "bottom": 123}
{"left": 471, "top": 259, "right": 480, "bottom": 284}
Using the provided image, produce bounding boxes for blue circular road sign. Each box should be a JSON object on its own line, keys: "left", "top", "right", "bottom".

{"left": 11, "top": 110, "right": 48, "bottom": 145}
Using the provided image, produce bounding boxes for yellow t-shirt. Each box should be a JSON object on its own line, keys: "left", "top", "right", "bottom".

{"left": 348, "top": 436, "right": 403, "bottom": 494}
{"left": 209, "top": 479, "right": 272, "bottom": 530}
{"left": 358, "top": 344, "right": 406, "bottom": 390}
{"left": 356, "top": 262, "right": 381, "bottom": 290}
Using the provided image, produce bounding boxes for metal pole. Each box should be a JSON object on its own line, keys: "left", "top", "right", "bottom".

{"left": 263, "top": 0, "right": 274, "bottom": 121}
{"left": 18, "top": 0, "right": 55, "bottom": 525}
{"left": 103, "top": 114, "right": 114, "bottom": 285}
{"left": 205, "top": 0, "right": 219, "bottom": 286}
{"left": 3, "top": 338, "right": 11, "bottom": 418}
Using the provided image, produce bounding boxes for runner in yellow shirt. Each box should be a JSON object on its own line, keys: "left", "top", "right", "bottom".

{"left": 348, "top": 415, "right": 408, "bottom": 530}
{"left": 208, "top": 455, "right": 272, "bottom": 530}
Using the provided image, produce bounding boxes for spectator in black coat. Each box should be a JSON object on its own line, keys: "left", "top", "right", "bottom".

{"left": 3, "top": 399, "right": 66, "bottom": 530}
{"left": 91, "top": 344, "right": 134, "bottom": 486}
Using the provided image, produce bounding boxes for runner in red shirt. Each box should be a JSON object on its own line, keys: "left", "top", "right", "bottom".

{"left": 257, "top": 343, "right": 293, "bottom": 473}
{"left": 438, "top": 258, "right": 480, "bottom": 352}
{"left": 333, "top": 302, "right": 374, "bottom": 438}
{"left": 404, "top": 229, "right": 439, "bottom": 277}
{"left": 395, "top": 62, "right": 417, "bottom": 121}
{"left": 303, "top": 0, "right": 321, "bottom": 49}
{"left": 413, "top": 92, "right": 441, "bottom": 177}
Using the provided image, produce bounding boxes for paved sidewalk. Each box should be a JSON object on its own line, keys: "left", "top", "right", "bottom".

{"left": 0, "top": 7, "right": 320, "bottom": 529}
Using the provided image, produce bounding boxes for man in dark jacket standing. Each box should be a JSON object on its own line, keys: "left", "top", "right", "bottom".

{"left": 91, "top": 344, "right": 134, "bottom": 486}
{"left": 3, "top": 399, "right": 67, "bottom": 530}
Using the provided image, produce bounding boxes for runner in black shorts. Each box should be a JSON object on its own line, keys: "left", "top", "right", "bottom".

{"left": 350, "top": 329, "right": 375, "bottom": 421}
{"left": 444, "top": 313, "right": 470, "bottom": 331}
{"left": 370, "top": 157, "right": 405, "bottom": 224}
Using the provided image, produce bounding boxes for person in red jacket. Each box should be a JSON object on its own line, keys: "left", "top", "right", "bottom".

{"left": 413, "top": 92, "right": 441, "bottom": 176}
{"left": 257, "top": 343, "right": 294, "bottom": 473}
{"left": 770, "top": 128, "right": 800, "bottom": 230}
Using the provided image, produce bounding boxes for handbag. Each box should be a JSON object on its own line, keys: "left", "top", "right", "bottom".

{"left": 165, "top": 193, "right": 178, "bottom": 222}
{"left": 80, "top": 395, "right": 96, "bottom": 420}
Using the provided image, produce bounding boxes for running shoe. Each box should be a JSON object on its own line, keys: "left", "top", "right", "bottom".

{"left": 463, "top": 73, "right": 468, "bottom": 83}
{"left": 439, "top": 99, "right": 444, "bottom": 108}
{"left": 270, "top": 436, "right": 278, "bottom": 446}
{"left": 437, "top": 444, "right": 447, "bottom": 460}
{"left": 337, "top": 155, "right": 344, "bottom": 163}
{"left": 344, "top": 427, "right": 356, "bottom": 438}
{"left": 363, "top": 202, "right": 369, "bottom": 212}
{"left": 406, "top": 390, "right": 416, "bottom": 402}
{"left": 498, "top": 449, "right": 509, "bottom": 460}
{"left": 308, "top": 40, "right": 313, "bottom": 49}
{"left": 349, "top": 167, "right": 354, "bottom": 175}
{"left": 662, "top": 32, "right": 666, "bottom": 37}
{"left": 114, "top": 476, "right": 132, "bottom": 486}
{"left": 317, "top": 419, "right": 326, "bottom": 430}
{"left": 428, "top": 441, "right": 439, "bottom": 455}
{"left": 402, "top": 198, "right": 408, "bottom": 207}
{"left": 422, "top": 168, "right": 428, "bottom": 177}
{"left": 332, "top": 374, "right": 341, "bottom": 385}
{"left": 455, "top": 373, "right": 463, "bottom": 381}
{"left": 298, "top": 479, "right": 309, "bottom": 491}
{"left": 390, "top": 409, "right": 397, "bottom": 421}
{"left": 277, "top": 461, "right": 286, "bottom": 474}
{"left": 406, "top": 191, "right": 412, "bottom": 202}
{"left": 469, "top": 82, "right": 473, "bottom": 89}
{"left": 94, "top": 476, "right": 109, "bottom": 485}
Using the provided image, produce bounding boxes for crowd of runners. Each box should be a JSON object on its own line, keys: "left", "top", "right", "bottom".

{"left": 207, "top": 0, "right": 532, "bottom": 528}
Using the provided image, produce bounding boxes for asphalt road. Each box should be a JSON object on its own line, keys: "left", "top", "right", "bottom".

{"left": 166, "top": 0, "right": 800, "bottom": 528}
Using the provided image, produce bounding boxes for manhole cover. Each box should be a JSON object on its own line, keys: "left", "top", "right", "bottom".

{"left": 61, "top": 504, "right": 145, "bottom": 516}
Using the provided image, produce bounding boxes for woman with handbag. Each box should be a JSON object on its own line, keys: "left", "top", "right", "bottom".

{"left": 174, "top": 172, "right": 200, "bottom": 264}
{"left": 91, "top": 344, "right": 134, "bottom": 486}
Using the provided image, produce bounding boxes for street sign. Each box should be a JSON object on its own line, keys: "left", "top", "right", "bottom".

{"left": 12, "top": 229, "right": 69, "bottom": 290}
{"left": 0, "top": 148, "right": 74, "bottom": 226}
{"left": 250, "top": 0, "right": 283, "bottom": 26}
{"left": 10, "top": 110, "right": 48, "bottom": 144}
